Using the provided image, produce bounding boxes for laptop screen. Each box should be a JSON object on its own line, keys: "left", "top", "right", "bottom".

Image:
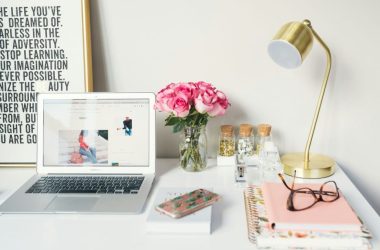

{"left": 43, "top": 98, "right": 150, "bottom": 167}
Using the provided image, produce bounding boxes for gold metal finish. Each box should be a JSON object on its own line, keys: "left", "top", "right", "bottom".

{"left": 281, "top": 153, "right": 335, "bottom": 178}
{"left": 271, "top": 19, "right": 335, "bottom": 178}
{"left": 0, "top": 163, "right": 35, "bottom": 168}
{"left": 272, "top": 21, "right": 313, "bottom": 63}
{"left": 302, "top": 20, "right": 332, "bottom": 171}
{"left": 81, "top": 0, "right": 94, "bottom": 92}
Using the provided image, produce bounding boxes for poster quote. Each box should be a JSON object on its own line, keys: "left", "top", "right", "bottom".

{"left": 0, "top": 1, "right": 90, "bottom": 165}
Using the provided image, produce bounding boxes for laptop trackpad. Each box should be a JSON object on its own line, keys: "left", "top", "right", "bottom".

{"left": 46, "top": 196, "right": 99, "bottom": 212}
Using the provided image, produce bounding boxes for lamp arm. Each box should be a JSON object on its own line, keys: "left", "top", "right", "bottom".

{"left": 303, "top": 25, "right": 332, "bottom": 169}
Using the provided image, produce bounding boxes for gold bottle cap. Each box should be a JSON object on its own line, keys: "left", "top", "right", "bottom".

{"left": 220, "top": 125, "right": 234, "bottom": 137}
{"left": 258, "top": 124, "right": 271, "bottom": 136}
{"left": 239, "top": 124, "right": 253, "bottom": 137}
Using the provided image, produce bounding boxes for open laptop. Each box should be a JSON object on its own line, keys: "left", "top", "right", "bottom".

{"left": 0, "top": 92, "right": 155, "bottom": 213}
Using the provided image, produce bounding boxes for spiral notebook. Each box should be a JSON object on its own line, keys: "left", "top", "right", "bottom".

{"left": 243, "top": 186, "right": 372, "bottom": 249}
{"left": 261, "top": 182, "right": 363, "bottom": 232}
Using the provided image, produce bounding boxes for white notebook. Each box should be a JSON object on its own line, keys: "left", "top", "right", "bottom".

{"left": 146, "top": 187, "right": 212, "bottom": 234}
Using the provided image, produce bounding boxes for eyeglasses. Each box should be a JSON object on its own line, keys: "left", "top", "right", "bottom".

{"left": 278, "top": 171, "right": 340, "bottom": 211}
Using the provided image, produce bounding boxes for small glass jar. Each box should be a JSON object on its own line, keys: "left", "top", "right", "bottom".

{"left": 218, "top": 125, "right": 235, "bottom": 157}
{"left": 260, "top": 141, "right": 280, "bottom": 171}
{"left": 256, "top": 124, "right": 272, "bottom": 155}
{"left": 237, "top": 124, "right": 254, "bottom": 164}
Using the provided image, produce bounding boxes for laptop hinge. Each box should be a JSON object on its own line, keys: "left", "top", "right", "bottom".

{"left": 47, "top": 173, "right": 143, "bottom": 175}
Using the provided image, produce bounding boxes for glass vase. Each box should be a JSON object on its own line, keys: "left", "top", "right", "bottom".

{"left": 179, "top": 126, "right": 207, "bottom": 171}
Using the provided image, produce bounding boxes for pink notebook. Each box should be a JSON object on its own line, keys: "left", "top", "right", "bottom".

{"left": 262, "top": 182, "right": 362, "bottom": 232}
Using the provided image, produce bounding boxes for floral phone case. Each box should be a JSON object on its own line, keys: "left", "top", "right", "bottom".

{"left": 155, "top": 189, "right": 220, "bottom": 219}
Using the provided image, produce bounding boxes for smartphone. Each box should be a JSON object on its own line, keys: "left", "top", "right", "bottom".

{"left": 155, "top": 189, "right": 220, "bottom": 219}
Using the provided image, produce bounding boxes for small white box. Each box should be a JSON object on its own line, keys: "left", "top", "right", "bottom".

{"left": 146, "top": 188, "right": 212, "bottom": 234}
{"left": 217, "top": 155, "right": 237, "bottom": 166}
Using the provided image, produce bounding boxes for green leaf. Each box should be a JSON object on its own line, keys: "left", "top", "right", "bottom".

{"left": 187, "top": 108, "right": 199, "bottom": 117}
{"left": 173, "top": 122, "right": 185, "bottom": 133}
{"left": 165, "top": 116, "right": 180, "bottom": 126}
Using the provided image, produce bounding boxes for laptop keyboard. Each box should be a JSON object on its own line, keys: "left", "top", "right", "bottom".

{"left": 26, "top": 176, "right": 144, "bottom": 194}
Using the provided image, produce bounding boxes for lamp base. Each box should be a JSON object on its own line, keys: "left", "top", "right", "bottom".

{"left": 281, "top": 152, "right": 335, "bottom": 179}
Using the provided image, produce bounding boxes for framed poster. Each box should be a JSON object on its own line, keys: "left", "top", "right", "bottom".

{"left": 0, "top": 0, "right": 93, "bottom": 167}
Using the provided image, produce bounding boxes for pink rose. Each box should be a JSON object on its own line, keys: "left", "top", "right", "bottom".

{"left": 154, "top": 83, "right": 177, "bottom": 112}
{"left": 155, "top": 81, "right": 229, "bottom": 118}
{"left": 194, "top": 81, "right": 229, "bottom": 116}
{"left": 207, "top": 90, "right": 229, "bottom": 117}
{"left": 194, "top": 87, "right": 217, "bottom": 114}
{"left": 167, "top": 92, "right": 190, "bottom": 117}
{"left": 174, "top": 82, "right": 197, "bottom": 102}
{"left": 195, "top": 81, "right": 216, "bottom": 94}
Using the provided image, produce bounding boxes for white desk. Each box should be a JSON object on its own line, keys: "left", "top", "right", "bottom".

{"left": 0, "top": 159, "right": 379, "bottom": 250}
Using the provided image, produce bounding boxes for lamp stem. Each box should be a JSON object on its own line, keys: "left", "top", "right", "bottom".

{"left": 303, "top": 23, "right": 332, "bottom": 169}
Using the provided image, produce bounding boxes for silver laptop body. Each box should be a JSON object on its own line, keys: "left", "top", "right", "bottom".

{"left": 0, "top": 92, "right": 155, "bottom": 214}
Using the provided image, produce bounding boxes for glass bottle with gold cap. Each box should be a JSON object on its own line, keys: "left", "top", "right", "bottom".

{"left": 237, "top": 124, "right": 254, "bottom": 164}
{"left": 218, "top": 125, "right": 235, "bottom": 157}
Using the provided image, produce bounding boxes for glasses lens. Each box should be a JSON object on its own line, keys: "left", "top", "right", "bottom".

{"left": 292, "top": 188, "right": 316, "bottom": 210}
{"left": 321, "top": 181, "right": 339, "bottom": 202}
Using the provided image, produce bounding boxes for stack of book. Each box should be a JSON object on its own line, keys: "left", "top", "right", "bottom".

{"left": 244, "top": 183, "right": 372, "bottom": 249}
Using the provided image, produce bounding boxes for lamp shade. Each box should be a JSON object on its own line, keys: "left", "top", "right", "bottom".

{"left": 268, "top": 21, "right": 313, "bottom": 69}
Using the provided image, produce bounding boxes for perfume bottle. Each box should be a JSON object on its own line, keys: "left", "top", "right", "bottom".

{"left": 237, "top": 124, "right": 254, "bottom": 164}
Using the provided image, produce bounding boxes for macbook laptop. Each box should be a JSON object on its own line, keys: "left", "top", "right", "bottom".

{"left": 0, "top": 92, "right": 155, "bottom": 213}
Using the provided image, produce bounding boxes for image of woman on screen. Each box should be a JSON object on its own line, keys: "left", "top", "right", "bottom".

{"left": 117, "top": 116, "right": 132, "bottom": 136}
{"left": 79, "top": 130, "right": 97, "bottom": 164}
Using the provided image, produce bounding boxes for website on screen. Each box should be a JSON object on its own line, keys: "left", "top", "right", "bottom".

{"left": 43, "top": 99, "right": 149, "bottom": 167}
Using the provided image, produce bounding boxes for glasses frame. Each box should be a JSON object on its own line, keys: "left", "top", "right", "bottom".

{"left": 278, "top": 171, "right": 340, "bottom": 211}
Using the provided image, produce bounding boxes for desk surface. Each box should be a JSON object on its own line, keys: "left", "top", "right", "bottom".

{"left": 0, "top": 159, "right": 379, "bottom": 250}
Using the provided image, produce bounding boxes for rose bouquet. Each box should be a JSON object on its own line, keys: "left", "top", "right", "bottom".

{"left": 155, "top": 81, "right": 229, "bottom": 171}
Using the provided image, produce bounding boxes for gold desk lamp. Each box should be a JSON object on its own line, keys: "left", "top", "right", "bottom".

{"left": 267, "top": 19, "right": 335, "bottom": 178}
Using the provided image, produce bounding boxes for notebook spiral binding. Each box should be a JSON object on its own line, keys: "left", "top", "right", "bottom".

{"left": 243, "top": 186, "right": 260, "bottom": 244}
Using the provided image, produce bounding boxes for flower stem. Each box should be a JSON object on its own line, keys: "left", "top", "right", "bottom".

{"left": 180, "top": 126, "right": 206, "bottom": 171}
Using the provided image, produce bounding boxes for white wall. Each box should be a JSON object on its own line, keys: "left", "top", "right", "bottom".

{"left": 90, "top": 0, "right": 380, "bottom": 215}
